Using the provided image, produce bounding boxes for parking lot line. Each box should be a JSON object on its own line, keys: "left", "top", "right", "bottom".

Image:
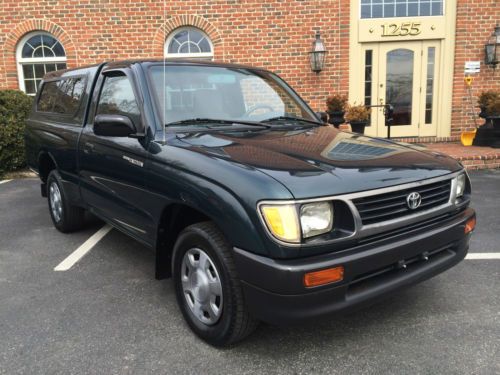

{"left": 465, "top": 253, "right": 500, "bottom": 260}
{"left": 0, "top": 179, "right": 12, "bottom": 184}
{"left": 54, "top": 224, "right": 112, "bottom": 271}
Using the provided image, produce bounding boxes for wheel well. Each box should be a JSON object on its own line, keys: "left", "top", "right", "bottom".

{"left": 155, "top": 204, "right": 211, "bottom": 279}
{"left": 38, "top": 153, "right": 56, "bottom": 183}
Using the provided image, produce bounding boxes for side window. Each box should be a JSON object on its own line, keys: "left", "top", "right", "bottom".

{"left": 96, "top": 75, "right": 141, "bottom": 126}
{"left": 53, "top": 77, "right": 85, "bottom": 114}
{"left": 37, "top": 81, "right": 59, "bottom": 112}
{"left": 37, "top": 77, "right": 86, "bottom": 116}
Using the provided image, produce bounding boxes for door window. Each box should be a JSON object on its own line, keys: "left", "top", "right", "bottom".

{"left": 96, "top": 75, "right": 141, "bottom": 126}
{"left": 385, "top": 48, "right": 414, "bottom": 125}
{"left": 424, "top": 47, "right": 435, "bottom": 124}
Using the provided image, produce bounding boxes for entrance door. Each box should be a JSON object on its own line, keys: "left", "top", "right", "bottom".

{"left": 363, "top": 40, "right": 440, "bottom": 138}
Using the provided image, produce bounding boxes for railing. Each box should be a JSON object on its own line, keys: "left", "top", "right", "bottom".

{"left": 366, "top": 104, "right": 395, "bottom": 139}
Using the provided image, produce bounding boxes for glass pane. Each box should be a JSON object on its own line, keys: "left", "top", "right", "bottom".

{"left": 22, "top": 43, "right": 34, "bottom": 58}
{"left": 23, "top": 64, "right": 34, "bottom": 79}
{"left": 56, "top": 63, "right": 67, "bottom": 70}
{"left": 52, "top": 42, "right": 66, "bottom": 57}
{"left": 45, "top": 64, "right": 56, "bottom": 72}
{"left": 364, "top": 50, "right": 373, "bottom": 107}
{"left": 97, "top": 75, "right": 141, "bottom": 126}
{"left": 384, "top": 4, "right": 395, "bottom": 17}
{"left": 53, "top": 77, "right": 86, "bottom": 115}
{"left": 25, "top": 80, "right": 36, "bottom": 95}
{"left": 189, "top": 30, "right": 203, "bottom": 43}
{"left": 420, "top": 2, "right": 431, "bottom": 16}
{"left": 26, "top": 35, "right": 42, "bottom": 50}
{"left": 33, "top": 47, "right": 44, "bottom": 58}
{"left": 179, "top": 44, "right": 190, "bottom": 54}
{"left": 34, "top": 64, "right": 45, "bottom": 78}
{"left": 425, "top": 47, "right": 435, "bottom": 124}
{"left": 386, "top": 49, "right": 414, "bottom": 125}
{"left": 174, "top": 30, "right": 189, "bottom": 45}
{"left": 37, "top": 81, "right": 59, "bottom": 111}
{"left": 198, "top": 38, "right": 211, "bottom": 53}
{"left": 360, "top": 0, "right": 443, "bottom": 18}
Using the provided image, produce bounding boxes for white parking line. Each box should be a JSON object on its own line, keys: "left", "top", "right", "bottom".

{"left": 465, "top": 253, "right": 500, "bottom": 260}
{"left": 0, "top": 179, "right": 12, "bottom": 184}
{"left": 54, "top": 224, "right": 112, "bottom": 271}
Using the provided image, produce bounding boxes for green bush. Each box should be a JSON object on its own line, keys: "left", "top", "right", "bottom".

{"left": 0, "top": 90, "right": 33, "bottom": 178}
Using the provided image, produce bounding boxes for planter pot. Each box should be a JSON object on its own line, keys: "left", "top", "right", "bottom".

{"left": 482, "top": 115, "right": 500, "bottom": 129}
{"left": 327, "top": 111, "right": 345, "bottom": 128}
{"left": 488, "top": 116, "right": 500, "bottom": 129}
{"left": 350, "top": 121, "right": 368, "bottom": 134}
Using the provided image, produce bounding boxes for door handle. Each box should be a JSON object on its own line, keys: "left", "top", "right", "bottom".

{"left": 83, "top": 142, "right": 95, "bottom": 154}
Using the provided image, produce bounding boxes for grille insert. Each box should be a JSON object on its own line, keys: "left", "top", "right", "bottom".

{"left": 352, "top": 179, "right": 452, "bottom": 225}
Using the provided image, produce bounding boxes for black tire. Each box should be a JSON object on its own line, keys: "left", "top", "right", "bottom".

{"left": 46, "top": 170, "right": 85, "bottom": 233}
{"left": 172, "top": 221, "right": 259, "bottom": 346}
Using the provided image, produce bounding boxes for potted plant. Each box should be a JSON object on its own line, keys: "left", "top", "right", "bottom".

{"left": 344, "top": 103, "right": 371, "bottom": 134}
{"left": 325, "top": 94, "right": 347, "bottom": 128}
{"left": 485, "top": 93, "right": 500, "bottom": 129}
{"left": 478, "top": 90, "right": 500, "bottom": 119}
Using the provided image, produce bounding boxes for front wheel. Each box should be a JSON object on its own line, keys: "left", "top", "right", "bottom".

{"left": 172, "top": 222, "right": 258, "bottom": 346}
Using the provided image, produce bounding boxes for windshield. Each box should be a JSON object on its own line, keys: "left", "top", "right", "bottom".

{"left": 148, "top": 65, "right": 318, "bottom": 126}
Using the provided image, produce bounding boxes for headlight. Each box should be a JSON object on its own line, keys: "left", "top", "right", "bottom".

{"left": 300, "top": 202, "right": 334, "bottom": 238}
{"left": 260, "top": 204, "right": 300, "bottom": 243}
{"left": 455, "top": 173, "right": 466, "bottom": 198}
{"left": 259, "top": 201, "right": 335, "bottom": 243}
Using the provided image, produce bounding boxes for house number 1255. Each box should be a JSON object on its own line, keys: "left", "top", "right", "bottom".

{"left": 381, "top": 22, "right": 422, "bottom": 37}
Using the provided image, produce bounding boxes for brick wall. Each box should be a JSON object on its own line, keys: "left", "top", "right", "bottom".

{"left": 0, "top": 0, "right": 351, "bottom": 111}
{"left": 451, "top": 1, "right": 500, "bottom": 136}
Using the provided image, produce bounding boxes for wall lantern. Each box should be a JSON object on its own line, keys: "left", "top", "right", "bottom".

{"left": 485, "top": 25, "right": 500, "bottom": 67}
{"left": 309, "top": 31, "right": 327, "bottom": 73}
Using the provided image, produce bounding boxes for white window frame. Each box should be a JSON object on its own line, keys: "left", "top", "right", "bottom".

{"left": 16, "top": 31, "right": 67, "bottom": 95}
{"left": 164, "top": 27, "right": 214, "bottom": 60}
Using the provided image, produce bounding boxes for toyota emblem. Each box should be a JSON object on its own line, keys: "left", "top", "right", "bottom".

{"left": 406, "top": 192, "right": 422, "bottom": 210}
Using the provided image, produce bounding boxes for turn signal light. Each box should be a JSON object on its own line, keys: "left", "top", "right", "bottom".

{"left": 465, "top": 216, "right": 476, "bottom": 234}
{"left": 303, "top": 266, "right": 344, "bottom": 287}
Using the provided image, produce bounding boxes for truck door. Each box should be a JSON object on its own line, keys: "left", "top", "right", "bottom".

{"left": 78, "top": 69, "right": 155, "bottom": 246}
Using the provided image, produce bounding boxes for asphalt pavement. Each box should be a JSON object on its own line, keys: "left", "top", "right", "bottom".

{"left": 0, "top": 170, "right": 499, "bottom": 374}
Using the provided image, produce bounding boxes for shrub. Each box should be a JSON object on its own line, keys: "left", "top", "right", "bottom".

{"left": 344, "top": 103, "right": 370, "bottom": 123}
{"left": 477, "top": 90, "right": 500, "bottom": 110}
{"left": 326, "top": 94, "right": 348, "bottom": 113}
{"left": 0, "top": 90, "right": 33, "bottom": 178}
{"left": 486, "top": 94, "right": 500, "bottom": 116}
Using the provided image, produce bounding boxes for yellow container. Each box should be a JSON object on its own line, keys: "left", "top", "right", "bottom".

{"left": 460, "top": 129, "right": 476, "bottom": 146}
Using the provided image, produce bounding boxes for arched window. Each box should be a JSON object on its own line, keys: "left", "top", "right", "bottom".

{"left": 16, "top": 32, "right": 67, "bottom": 95}
{"left": 165, "top": 27, "right": 213, "bottom": 59}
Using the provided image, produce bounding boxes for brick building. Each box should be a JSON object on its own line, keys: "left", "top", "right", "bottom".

{"left": 0, "top": 0, "right": 498, "bottom": 141}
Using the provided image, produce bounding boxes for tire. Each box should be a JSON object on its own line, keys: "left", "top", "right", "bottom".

{"left": 46, "top": 170, "right": 85, "bottom": 233}
{"left": 172, "top": 221, "right": 259, "bottom": 346}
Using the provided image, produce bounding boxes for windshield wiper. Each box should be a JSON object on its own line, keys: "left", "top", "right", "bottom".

{"left": 166, "top": 118, "right": 270, "bottom": 128}
{"left": 260, "top": 116, "right": 322, "bottom": 126}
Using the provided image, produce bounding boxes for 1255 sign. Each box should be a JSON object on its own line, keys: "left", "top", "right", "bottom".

{"left": 381, "top": 22, "right": 422, "bottom": 37}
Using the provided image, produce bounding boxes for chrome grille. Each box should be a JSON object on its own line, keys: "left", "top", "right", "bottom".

{"left": 352, "top": 179, "right": 452, "bottom": 226}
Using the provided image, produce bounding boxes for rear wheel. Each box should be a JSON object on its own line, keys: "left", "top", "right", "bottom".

{"left": 172, "top": 221, "right": 258, "bottom": 346}
{"left": 47, "top": 170, "right": 85, "bottom": 233}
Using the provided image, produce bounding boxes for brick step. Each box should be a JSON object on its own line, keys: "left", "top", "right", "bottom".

{"left": 423, "top": 143, "right": 500, "bottom": 171}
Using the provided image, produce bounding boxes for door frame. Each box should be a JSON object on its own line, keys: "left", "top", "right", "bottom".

{"left": 361, "top": 40, "right": 441, "bottom": 138}
{"left": 348, "top": 1, "right": 457, "bottom": 139}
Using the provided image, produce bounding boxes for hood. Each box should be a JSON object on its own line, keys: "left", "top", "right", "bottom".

{"left": 175, "top": 126, "right": 461, "bottom": 199}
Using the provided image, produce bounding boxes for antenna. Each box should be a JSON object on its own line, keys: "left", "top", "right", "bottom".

{"left": 162, "top": 0, "right": 166, "bottom": 143}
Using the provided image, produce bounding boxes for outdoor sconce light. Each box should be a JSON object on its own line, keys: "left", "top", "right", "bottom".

{"left": 309, "top": 31, "right": 327, "bottom": 73}
{"left": 485, "top": 25, "right": 500, "bottom": 67}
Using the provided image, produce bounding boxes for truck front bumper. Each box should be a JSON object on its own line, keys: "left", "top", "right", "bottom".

{"left": 233, "top": 208, "right": 475, "bottom": 325}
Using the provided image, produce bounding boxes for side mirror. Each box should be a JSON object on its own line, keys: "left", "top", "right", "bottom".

{"left": 94, "top": 114, "right": 136, "bottom": 137}
{"left": 316, "top": 111, "right": 328, "bottom": 123}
